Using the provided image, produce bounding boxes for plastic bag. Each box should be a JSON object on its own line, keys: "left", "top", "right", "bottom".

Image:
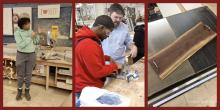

{"left": 79, "top": 87, "right": 130, "bottom": 107}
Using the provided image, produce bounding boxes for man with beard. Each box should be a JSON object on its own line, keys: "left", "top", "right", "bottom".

{"left": 102, "top": 3, "right": 138, "bottom": 65}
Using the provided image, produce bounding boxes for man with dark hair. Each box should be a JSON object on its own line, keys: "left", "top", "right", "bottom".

{"left": 102, "top": 3, "right": 138, "bottom": 64}
{"left": 109, "top": 3, "right": 125, "bottom": 16}
{"left": 75, "top": 15, "right": 122, "bottom": 99}
{"left": 14, "top": 17, "right": 40, "bottom": 101}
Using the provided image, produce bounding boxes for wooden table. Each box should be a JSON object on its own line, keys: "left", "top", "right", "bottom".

{"left": 104, "top": 59, "right": 145, "bottom": 107}
{"left": 3, "top": 55, "right": 72, "bottom": 90}
{"left": 36, "top": 59, "right": 72, "bottom": 90}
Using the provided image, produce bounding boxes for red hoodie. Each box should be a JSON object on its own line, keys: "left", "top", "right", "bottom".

{"left": 75, "top": 26, "right": 118, "bottom": 92}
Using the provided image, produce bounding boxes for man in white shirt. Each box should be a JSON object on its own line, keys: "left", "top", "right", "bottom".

{"left": 102, "top": 3, "right": 138, "bottom": 64}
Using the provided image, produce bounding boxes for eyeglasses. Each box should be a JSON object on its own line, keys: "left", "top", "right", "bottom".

{"left": 104, "top": 28, "right": 112, "bottom": 37}
{"left": 105, "top": 32, "right": 110, "bottom": 37}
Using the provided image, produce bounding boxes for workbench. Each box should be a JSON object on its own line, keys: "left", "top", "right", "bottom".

{"left": 34, "top": 58, "right": 72, "bottom": 90}
{"left": 104, "top": 59, "right": 145, "bottom": 107}
{"left": 3, "top": 50, "right": 72, "bottom": 91}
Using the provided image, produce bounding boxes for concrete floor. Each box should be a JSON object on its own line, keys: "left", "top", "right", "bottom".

{"left": 3, "top": 79, "right": 72, "bottom": 107}
{"left": 162, "top": 77, "right": 217, "bottom": 107}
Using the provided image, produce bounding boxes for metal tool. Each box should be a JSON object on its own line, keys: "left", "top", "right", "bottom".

{"left": 126, "top": 70, "right": 139, "bottom": 82}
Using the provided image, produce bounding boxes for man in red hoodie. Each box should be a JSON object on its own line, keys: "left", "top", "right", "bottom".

{"left": 75, "top": 15, "right": 122, "bottom": 99}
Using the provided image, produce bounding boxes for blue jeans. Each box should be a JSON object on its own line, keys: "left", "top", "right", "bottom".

{"left": 75, "top": 92, "right": 81, "bottom": 107}
{"left": 75, "top": 92, "right": 81, "bottom": 99}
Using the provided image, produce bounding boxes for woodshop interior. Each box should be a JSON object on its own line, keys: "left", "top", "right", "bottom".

{"left": 148, "top": 3, "right": 217, "bottom": 107}
{"left": 2, "top": 2, "right": 217, "bottom": 108}
{"left": 75, "top": 3, "right": 145, "bottom": 107}
{"left": 3, "top": 3, "right": 72, "bottom": 107}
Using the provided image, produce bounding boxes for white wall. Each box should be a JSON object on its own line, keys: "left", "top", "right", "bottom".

{"left": 181, "top": 3, "right": 203, "bottom": 11}
{"left": 157, "top": 3, "right": 182, "bottom": 17}
{"left": 3, "top": 8, "right": 13, "bottom": 35}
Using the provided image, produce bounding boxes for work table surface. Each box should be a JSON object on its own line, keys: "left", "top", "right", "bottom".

{"left": 104, "top": 59, "right": 145, "bottom": 107}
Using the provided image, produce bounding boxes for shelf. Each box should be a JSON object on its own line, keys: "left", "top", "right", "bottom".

{"left": 31, "top": 75, "right": 46, "bottom": 85}
{"left": 56, "top": 81, "right": 72, "bottom": 90}
{"left": 49, "top": 75, "right": 56, "bottom": 87}
{"left": 57, "top": 74, "right": 72, "bottom": 84}
{"left": 31, "top": 73, "right": 56, "bottom": 87}
{"left": 57, "top": 75, "right": 67, "bottom": 81}
{"left": 57, "top": 73, "right": 72, "bottom": 76}
{"left": 32, "top": 70, "right": 46, "bottom": 77}
{"left": 57, "top": 69, "right": 72, "bottom": 77}
{"left": 66, "top": 78, "right": 72, "bottom": 84}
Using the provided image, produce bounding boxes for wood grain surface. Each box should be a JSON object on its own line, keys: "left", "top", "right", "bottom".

{"left": 148, "top": 22, "right": 216, "bottom": 79}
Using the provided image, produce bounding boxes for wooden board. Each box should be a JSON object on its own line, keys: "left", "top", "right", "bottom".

{"left": 148, "top": 22, "right": 216, "bottom": 79}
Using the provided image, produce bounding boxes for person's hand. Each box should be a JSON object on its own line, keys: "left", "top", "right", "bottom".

{"left": 130, "top": 45, "right": 138, "bottom": 58}
{"left": 31, "top": 32, "right": 37, "bottom": 39}
{"left": 116, "top": 63, "right": 122, "bottom": 69}
{"left": 32, "top": 32, "right": 36, "bottom": 38}
{"left": 109, "top": 57, "right": 116, "bottom": 64}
